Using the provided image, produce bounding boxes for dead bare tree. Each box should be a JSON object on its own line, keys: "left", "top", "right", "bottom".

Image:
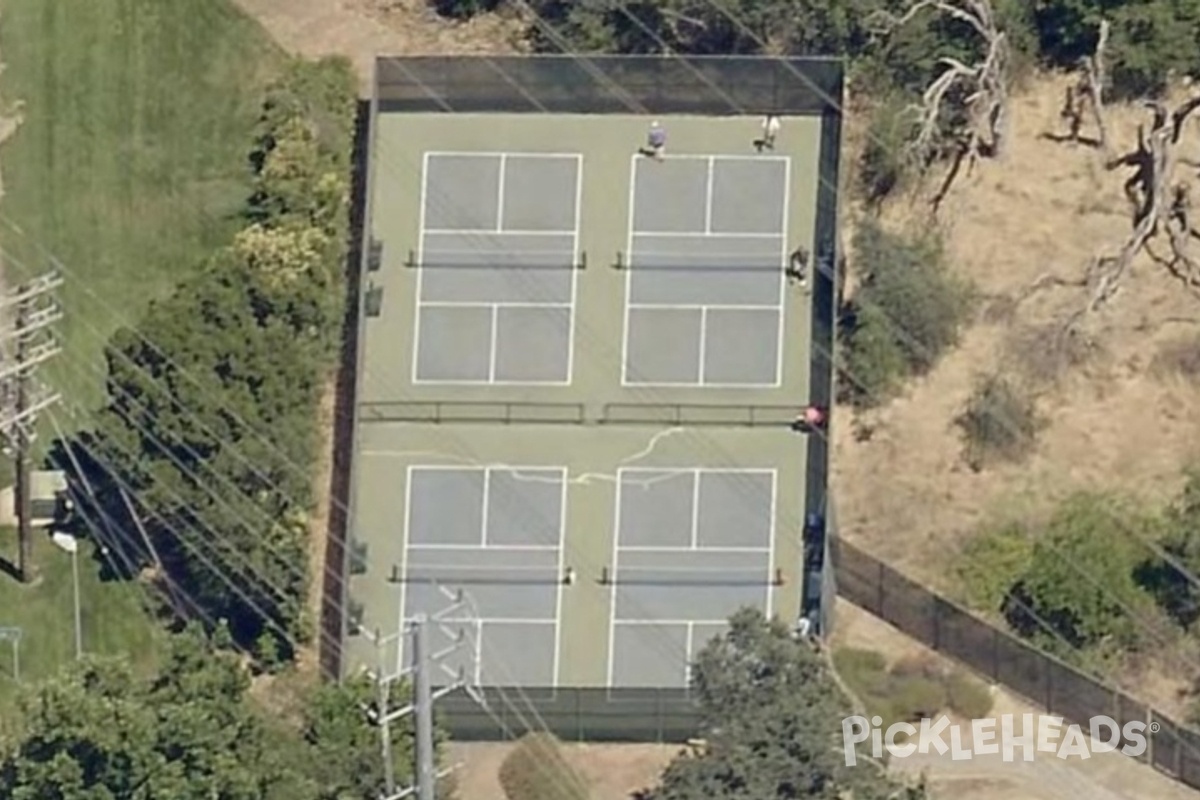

{"left": 871, "top": 0, "right": 1010, "bottom": 209}
{"left": 1059, "top": 19, "right": 1111, "bottom": 154}
{"left": 1081, "top": 96, "right": 1200, "bottom": 313}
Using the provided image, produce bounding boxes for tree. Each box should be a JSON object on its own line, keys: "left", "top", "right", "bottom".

{"left": 839, "top": 219, "right": 974, "bottom": 406}
{"left": 1007, "top": 494, "right": 1163, "bottom": 652}
{"left": 80, "top": 58, "right": 357, "bottom": 655}
{"left": 1136, "top": 468, "right": 1200, "bottom": 630}
{"left": 301, "top": 676, "right": 419, "bottom": 800}
{"left": 0, "top": 630, "right": 317, "bottom": 800}
{"left": 1032, "top": 0, "right": 1200, "bottom": 99}
{"left": 643, "top": 609, "right": 928, "bottom": 800}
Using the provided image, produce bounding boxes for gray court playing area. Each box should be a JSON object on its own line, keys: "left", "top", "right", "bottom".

{"left": 607, "top": 468, "right": 777, "bottom": 687}
{"left": 623, "top": 155, "right": 790, "bottom": 387}
{"left": 414, "top": 152, "right": 581, "bottom": 385}
{"left": 399, "top": 466, "right": 568, "bottom": 686}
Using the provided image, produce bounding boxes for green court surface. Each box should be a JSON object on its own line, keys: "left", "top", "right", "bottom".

{"left": 347, "top": 111, "right": 823, "bottom": 688}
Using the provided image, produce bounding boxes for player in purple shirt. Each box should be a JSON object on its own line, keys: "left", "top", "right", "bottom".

{"left": 647, "top": 120, "right": 666, "bottom": 160}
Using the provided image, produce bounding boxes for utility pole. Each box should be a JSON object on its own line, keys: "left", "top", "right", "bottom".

{"left": 365, "top": 585, "right": 483, "bottom": 800}
{"left": 0, "top": 271, "right": 64, "bottom": 584}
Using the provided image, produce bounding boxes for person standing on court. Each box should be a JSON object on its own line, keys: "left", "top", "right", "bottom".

{"left": 760, "top": 114, "right": 781, "bottom": 151}
{"left": 646, "top": 120, "right": 667, "bottom": 160}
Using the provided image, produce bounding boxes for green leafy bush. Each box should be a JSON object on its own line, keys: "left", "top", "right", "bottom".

{"left": 945, "top": 670, "right": 994, "bottom": 719}
{"left": 430, "top": 0, "right": 504, "bottom": 20}
{"left": 88, "top": 57, "right": 358, "bottom": 655}
{"left": 498, "top": 733, "right": 589, "bottom": 800}
{"left": 833, "top": 649, "right": 994, "bottom": 730}
{"left": 1007, "top": 494, "right": 1163, "bottom": 652}
{"left": 857, "top": 94, "right": 920, "bottom": 205}
{"left": 956, "top": 521, "right": 1035, "bottom": 612}
{"left": 839, "top": 219, "right": 974, "bottom": 406}
{"left": 1032, "top": 0, "right": 1200, "bottom": 99}
{"left": 955, "top": 374, "right": 1043, "bottom": 470}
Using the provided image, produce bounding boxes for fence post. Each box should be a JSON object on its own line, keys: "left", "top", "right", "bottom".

{"left": 931, "top": 597, "right": 940, "bottom": 650}
{"left": 877, "top": 559, "right": 886, "bottom": 616}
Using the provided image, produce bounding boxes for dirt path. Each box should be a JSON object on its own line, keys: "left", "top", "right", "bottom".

{"left": 231, "top": 0, "right": 520, "bottom": 89}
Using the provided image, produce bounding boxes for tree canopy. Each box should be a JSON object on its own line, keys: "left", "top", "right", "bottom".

{"left": 0, "top": 628, "right": 416, "bottom": 800}
{"left": 71, "top": 57, "right": 358, "bottom": 657}
{"left": 643, "top": 609, "right": 928, "bottom": 800}
{"left": 439, "top": 0, "right": 1200, "bottom": 100}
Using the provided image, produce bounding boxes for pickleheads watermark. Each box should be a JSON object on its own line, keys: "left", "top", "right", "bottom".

{"left": 842, "top": 713, "right": 1161, "bottom": 766}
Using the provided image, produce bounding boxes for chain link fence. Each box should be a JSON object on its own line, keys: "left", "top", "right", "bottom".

{"left": 375, "top": 55, "right": 844, "bottom": 115}
{"left": 437, "top": 686, "right": 701, "bottom": 742}
{"left": 833, "top": 537, "right": 1200, "bottom": 790}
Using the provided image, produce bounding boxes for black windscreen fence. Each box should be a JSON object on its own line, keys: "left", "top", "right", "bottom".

{"left": 376, "top": 56, "right": 844, "bottom": 115}
{"left": 832, "top": 537, "right": 1200, "bottom": 789}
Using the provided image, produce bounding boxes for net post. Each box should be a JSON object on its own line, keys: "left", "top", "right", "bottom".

{"left": 774, "top": 568, "right": 784, "bottom": 587}
{"left": 389, "top": 564, "right": 401, "bottom": 583}
{"left": 613, "top": 251, "right": 624, "bottom": 270}
{"left": 600, "top": 566, "right": 611, "bottom": 585}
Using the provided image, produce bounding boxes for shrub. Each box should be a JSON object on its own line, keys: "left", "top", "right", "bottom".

{"left": 833, "top": 649, "right": 992, "bottom": 729}
{"left": 955, "top": 374, "right": 1043, "bottom": 471}
{"left": 839, "top": 219, "right": 974, "bottom": 406}
{"left": 430, "top": 0, "right": 504, "bottom": 20}
{"left": 1031, "top": 0, "right": 1200, "bottom": 100}
{"left": 956, "top": 521, "right": 1035, "bottom": 613}
{"left": 945, "top": 670, "right": 994, "bottom": 719}
{"left": 857, "top": 94, "right": 920, "bottom": 206}
{"left": 1137, "top": 468, "right": 1200, "bottom": 629}
{"left": 498, "top": 732, "right": 589, "bottom": 800}
{"left": 1007, "top": 494, "right": 1162, "bottom": 652}
{"left": 1151, "top": 335, "right": 1200, "bottom": 382}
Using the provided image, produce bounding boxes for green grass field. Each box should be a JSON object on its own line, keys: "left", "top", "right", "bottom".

{"left": 0, "top": 0, "right": 284, "bottom": 420}
{"left": 0, "top": 0, "right": 285, "bottom": 699}
{"left": 0, "top": 530, "right": 165, "bottom": 709}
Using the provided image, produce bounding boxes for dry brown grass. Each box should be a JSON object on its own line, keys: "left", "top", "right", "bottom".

{"left": 835, "top": 74, "right": 1200, "bottom": 713}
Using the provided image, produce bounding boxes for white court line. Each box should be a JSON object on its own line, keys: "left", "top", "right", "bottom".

{"left": 395, "top": 464, "right": 417, "bottom": 674}
{"left": 422, "top": 228, "right": 579, "bottom": 237}
{"left": 410, "top": 152, "right": 432, "bottom": 386}
{"left": 553, "top": 465, "right": 568, "bottom": 687}
{"left": 766, "top": 470, "right": 778, "bottom": 619}
{"left": 710, "top": 153, "right": 790, "bottom": 165}
{"left": 627, "top": 302, "right": 781, "bottom": 311}
{"left": 612, "top": 619, "right": 730, "bottom": 626}
{"left": 437, "top": 617, "right": 558, "bottom": 625}
{"left": 406, "top": 543, "right": 560, "bottom": 551}
{"left": 683, "top": 622, "right": 695, "bottom": 685}
{"left": 620, "top": 466, "right": 777, "bottom": 478}
{"left": 697, "top": 306, "right": 709, "bottom": 385}
{"left": 616, "top": 545, "right": 771, "bottom": 554}
{"left": 487, "top": 305, "right": 499, "bottom": 383}
{"left": 605, "top": 468, "right": 626, "bottom": 687}
{"left": 704, "top": 156, "right": 715, "bottom": 235}
{"left": 474, "top": 620, "right": 483, "bottom": 686}
{"left": 630, "top": 230, "right": 784, "bottom": 239}
{"left": 419, "top": 300, "right": 572, "bottom": 310}
{"left": 689, "top": 459, "right": 701, "bottom": 550}
{"left": 495, "top": 153, "right": 507, "bottom": 232}
{"left": 423, "top": 150, "right": 582, "bottom": 160}
{"left": 564, "top": 154, "right": 583, "bottom": 389}
{"left": 620, "top": 154, "right": 638, "bottom": 388}
{"left": 479, "top": 466, "right": 492, "bottom": 547}
{"left": 775, "top": 156, "right": 792, "bottom": 387}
